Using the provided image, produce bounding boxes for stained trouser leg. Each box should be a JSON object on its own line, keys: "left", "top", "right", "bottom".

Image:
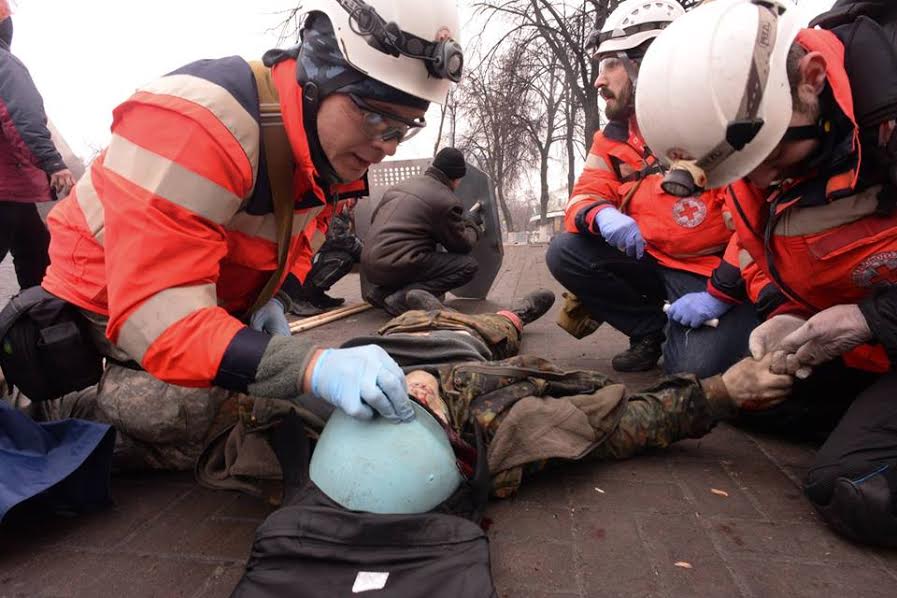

{"left": 545, "top": 232, "right": 667, "bottom": 339}
{"left": 803, "top": 372, "right": 897, "bottom": 546}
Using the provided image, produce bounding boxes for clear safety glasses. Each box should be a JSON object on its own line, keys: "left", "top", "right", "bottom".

{"left": 348, "top": 93, "right": 426, "bottom": 144}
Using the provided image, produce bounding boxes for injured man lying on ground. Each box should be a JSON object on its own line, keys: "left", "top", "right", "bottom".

{"left": 25, "top": 288, "right": 792, "bottom": 504}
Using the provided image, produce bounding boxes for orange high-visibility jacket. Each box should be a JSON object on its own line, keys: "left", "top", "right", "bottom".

{"left": 42, "top": 56, "right": 366, "bottom": 390}
{"left": 708, "top": 29, "right": 897, "bottom": 372}
{"left": 564, "top": 120, "right": 731, "bottom": 277}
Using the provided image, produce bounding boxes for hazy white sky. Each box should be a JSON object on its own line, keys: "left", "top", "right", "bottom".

{"left": 11, "top": 0, "right": 834, "bottom": 163}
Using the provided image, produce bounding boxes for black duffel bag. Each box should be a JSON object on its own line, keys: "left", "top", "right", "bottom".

{"left": 0, "top": 286, "right": 103, "bottom": 402}
{"left": 232, "top": 411, "right": 497, "bottom": 598}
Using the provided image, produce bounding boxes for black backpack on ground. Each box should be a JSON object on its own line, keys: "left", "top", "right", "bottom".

{"left": 0, "top": 286, "right": 103, "bottom": 402}
{"left": 231, "top": 411, "right": 496, "bottom": 598}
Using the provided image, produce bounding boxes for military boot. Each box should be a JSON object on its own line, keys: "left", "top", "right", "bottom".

{"left": 308, "top": 290, "right": 345, "bottom": 309}
{"left": 404, "top": 289, "right": 448, "bottom": 312}
{"left": 382, "top": 290, "right": 410, "bottom": 316}
{"left": 611, "top": 333, "right": 664, "bottom": 372}
{"left": 508, "top": 289, "right": 556, "bottom": 325}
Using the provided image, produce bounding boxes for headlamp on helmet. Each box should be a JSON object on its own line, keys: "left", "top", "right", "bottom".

{"left": 339, "top": 0, "right": 464, "bottom": 82}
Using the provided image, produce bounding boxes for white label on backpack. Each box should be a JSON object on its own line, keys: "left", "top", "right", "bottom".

{"left": 352, "top": 571, "right": 390, "bottom": 593}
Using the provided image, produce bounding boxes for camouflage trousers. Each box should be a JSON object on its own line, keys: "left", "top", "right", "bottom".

{"left": 37, "top": 364, "right": 231, "bottom": 472}
{"left": 34, "top": 310, "right": 238, "bottom": 471}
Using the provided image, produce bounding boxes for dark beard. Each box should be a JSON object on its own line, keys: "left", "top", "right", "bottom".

{"left": 604, "top": 81, "right": 634, "bottom": 121}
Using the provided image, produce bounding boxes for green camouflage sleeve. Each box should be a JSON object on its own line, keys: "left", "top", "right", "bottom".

{"left": 589, "top": 374, "right": 737, "bottom": 461}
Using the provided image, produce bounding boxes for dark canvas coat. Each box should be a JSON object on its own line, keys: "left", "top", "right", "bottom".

{"left": 361, "top": 167, "right": 479, "bottom": 284}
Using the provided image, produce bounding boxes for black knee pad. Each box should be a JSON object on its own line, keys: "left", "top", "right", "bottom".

{"left": 806, "top": 465, "right": 897, "bottom": 547}
{"left": 319, "top": 235, "right": 363, "bottom": 261}
{"left": 307, "top": 250, "right": 356, "bottom": 290}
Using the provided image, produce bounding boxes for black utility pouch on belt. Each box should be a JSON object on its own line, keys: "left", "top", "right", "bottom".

{"left": 0, "top": 286, "right": 103, "bottom": 402}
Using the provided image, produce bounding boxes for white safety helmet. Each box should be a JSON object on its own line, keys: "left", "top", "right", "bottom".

{"left": 635, "top": 0, "right": 804, "bottom": 191}
{"left": 302, "top": 0, "right": 462, "bottom": 104}
{"left": 588, "top": 0, "right": 686, "bottom": 60}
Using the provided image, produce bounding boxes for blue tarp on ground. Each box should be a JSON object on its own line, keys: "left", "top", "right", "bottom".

{"left": 0, "top": 401, "right": 115, "bottom": 521}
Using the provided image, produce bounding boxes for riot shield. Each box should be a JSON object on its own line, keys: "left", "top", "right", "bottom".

{"left": 358, "top": 159, "right": 503, "bottom": 299}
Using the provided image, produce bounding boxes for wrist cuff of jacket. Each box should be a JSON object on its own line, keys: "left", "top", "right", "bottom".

{"left": 699, "top": 375, "right": 739, "bottom": 420}
{"left": 275, "top": 289, "right": 294, "bottom": 313}
{"left": 575, "top": 201, "right": 614, "bottom": 235}
{"left": 41, "top": 157, "right": 67, "bottom": 175}
{"left": 706, "top": 283, "right": 741, "bottom": 305}
{"left": 756, "top": 284, "right": 802, "bottom": 321}
{"left": 213, "top": 327, "right": 272, "bottom": 393}
{"left": 859, "top": 290, "right": 897, "bottom": 365}
{"left": 708, "top": 261, "right": 746, "bottom": 304}
{"left": 248, "top": 336, "right": 320, "bottom": 400}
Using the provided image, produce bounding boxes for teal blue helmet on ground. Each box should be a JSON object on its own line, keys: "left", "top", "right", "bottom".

{"left": 309, "top": 401, "right": 462, "bottom": 514}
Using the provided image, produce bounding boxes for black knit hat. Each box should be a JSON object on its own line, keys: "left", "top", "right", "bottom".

{"left": 432, "top": 147, "right": 467, "bottom": 180}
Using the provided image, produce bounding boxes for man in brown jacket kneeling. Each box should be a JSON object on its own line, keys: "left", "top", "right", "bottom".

{"left": 361, "top": 147, "right": 482, "bottom": 315}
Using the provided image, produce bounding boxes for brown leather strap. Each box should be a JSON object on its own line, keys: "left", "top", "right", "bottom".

{"left": 618, "top": 177, "right": 644, "bottom": 215}
{"left": 246, "top": 60, "right": 296, "bottom": 317}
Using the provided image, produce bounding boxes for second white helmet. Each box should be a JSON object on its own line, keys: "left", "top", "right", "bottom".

{"left": 588, "top": 0, "right": 686, "bottom": 60}
{"left": 635, "top": 0, "right": 804, "bottom": 189}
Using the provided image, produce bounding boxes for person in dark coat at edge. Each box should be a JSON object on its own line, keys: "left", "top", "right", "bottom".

{"left": 0, "top": 2, "right": 75, "bottom": 289}
{"left": 361, "top": 147, "right": 483, "bottom": 315}
{"left": 0, "top": 2, "right": 114, "bottom": 526}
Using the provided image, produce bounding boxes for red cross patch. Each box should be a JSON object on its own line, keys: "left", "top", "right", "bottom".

{"left": 851, "top": 251, "right": 897, "bottom": 288}
{"left": 672, "top": 197, "right": 707, "bottom": 228}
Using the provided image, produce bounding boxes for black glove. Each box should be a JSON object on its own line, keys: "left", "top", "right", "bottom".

{"left": 466, "top": 210, "right": 486, "bottom": 235}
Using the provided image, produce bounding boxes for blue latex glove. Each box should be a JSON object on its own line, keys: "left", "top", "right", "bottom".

{"left": 311, "top": 345, "right": 415, "bottom": 423}
{"left": 667, "top": 292, "right": 732, "bottom": 328}
{"left": 594, "top": 208, "right": 645, "bottom": 259}
{"left": 249, "top": 298, "right": 291, "bottom": 336}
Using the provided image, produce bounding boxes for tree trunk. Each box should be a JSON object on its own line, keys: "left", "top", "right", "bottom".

{"left": 539, "top": 151, "right": 550, "bottom": 224}
{"left": 434, "top": 103, "right": 448, "bottom": 155}
{"left": 496, "top": 184, "right": 515, "bottom": 232}
{"left": 565, "top": 97, "right": 577, "bottom": 194}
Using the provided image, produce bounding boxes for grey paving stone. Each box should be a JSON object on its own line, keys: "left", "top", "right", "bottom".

{"left": 635, "top": 512, "right": 746, "bottom": 598}
{"left": 487, "top": 499, "right": 575, "bottom": 544}
{"left": 0, "top": 548, "right": 216, "bottom": 598}
{"left": 568, "top": 476, "right": 691, "bottom": 515}
{"left": 670, "top": 460, "right": 766, "bottom": 519}
{"left": 734, "top": 559, "right": 896, "bottom": 598}
{"left": 210, "top": 494, "right": 275, "bottom": 522}
{"left": 491, "top": 537, "right": 579, "bottom": 595}
{"left": 563, "top": 453, "right": 674, "bottom": 484}
{"left": 573, "top": 510, "right": 663, "bottom": 598}
{"left": 123, "top": 487, "right": 258, "bottom": 561}
{"left": 709, "top": 518, "right": 873, "bottom": 566}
